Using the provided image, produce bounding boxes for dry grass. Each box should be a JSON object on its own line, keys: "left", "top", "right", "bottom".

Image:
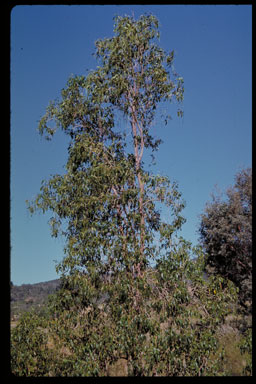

{"left": 11, "top": 321, "right": 19, "bottom": 329}
{"left": 209, "top": 330, "right": 249, "bottom": 376}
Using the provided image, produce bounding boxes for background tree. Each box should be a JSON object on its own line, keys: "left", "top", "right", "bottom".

{"left": 199, "top": 168, "right": 252, "bottom": 312}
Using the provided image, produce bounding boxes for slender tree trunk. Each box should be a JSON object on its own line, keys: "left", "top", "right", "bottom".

{"left": 130, "top": 100, "right": 145, "bottom": 278}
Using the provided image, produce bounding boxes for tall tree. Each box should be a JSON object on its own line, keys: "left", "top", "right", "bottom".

{"left": 28, "top": 14, "right": 185, "bottom": 284}
{"left": 91, "top": 14, "right": 184, "bottom": 276}
{"left": 14, "top": 15, "right": 241, "bottom": 376}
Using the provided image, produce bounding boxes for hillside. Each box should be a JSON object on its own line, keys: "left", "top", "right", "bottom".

{"left": 11, "top": 279, "right": 61, "bottom": 319}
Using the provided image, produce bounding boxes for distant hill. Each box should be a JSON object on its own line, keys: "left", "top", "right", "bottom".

{"left": 11, "top": 279, "right": 61, "bottom": 319}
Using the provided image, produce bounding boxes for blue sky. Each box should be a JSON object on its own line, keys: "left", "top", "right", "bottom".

{"left": 11, "top": 5, "right": 252, "bottom": 285}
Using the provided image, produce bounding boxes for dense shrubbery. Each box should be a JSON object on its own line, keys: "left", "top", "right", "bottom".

{"left": 11, "top": 242, "right": 242, "bottom": 376}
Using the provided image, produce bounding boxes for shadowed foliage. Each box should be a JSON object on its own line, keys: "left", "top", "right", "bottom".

{"left": 199, "top": 168, "right": 252, "bottom": 313}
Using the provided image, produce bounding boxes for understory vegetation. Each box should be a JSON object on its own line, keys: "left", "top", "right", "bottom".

{"left": 11, "top": 252, "right": 252, "bottom": 376}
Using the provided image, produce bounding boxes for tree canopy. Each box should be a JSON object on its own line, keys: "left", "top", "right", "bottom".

{"left": 28, "top": 13, "right": 185, "bottom": 282}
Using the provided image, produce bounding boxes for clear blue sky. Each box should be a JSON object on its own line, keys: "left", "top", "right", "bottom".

{"left": 11, "top": 5, "right": 252, "bottom": 285}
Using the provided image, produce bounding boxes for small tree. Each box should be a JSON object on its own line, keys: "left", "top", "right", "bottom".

{"left": 199, "top": 168, "right": 252, "bottom": 312}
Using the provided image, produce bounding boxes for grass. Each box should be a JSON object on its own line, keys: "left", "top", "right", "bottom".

{"left": 209, "top": 331, "right": 250, "bottom": 376}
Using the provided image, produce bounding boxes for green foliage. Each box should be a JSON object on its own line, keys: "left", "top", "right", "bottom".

{"left": 12, "top": 14, "right": 248, "bottom": 377}
{"left": 11, "top": 311, "right": 53, "bottom": 376}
